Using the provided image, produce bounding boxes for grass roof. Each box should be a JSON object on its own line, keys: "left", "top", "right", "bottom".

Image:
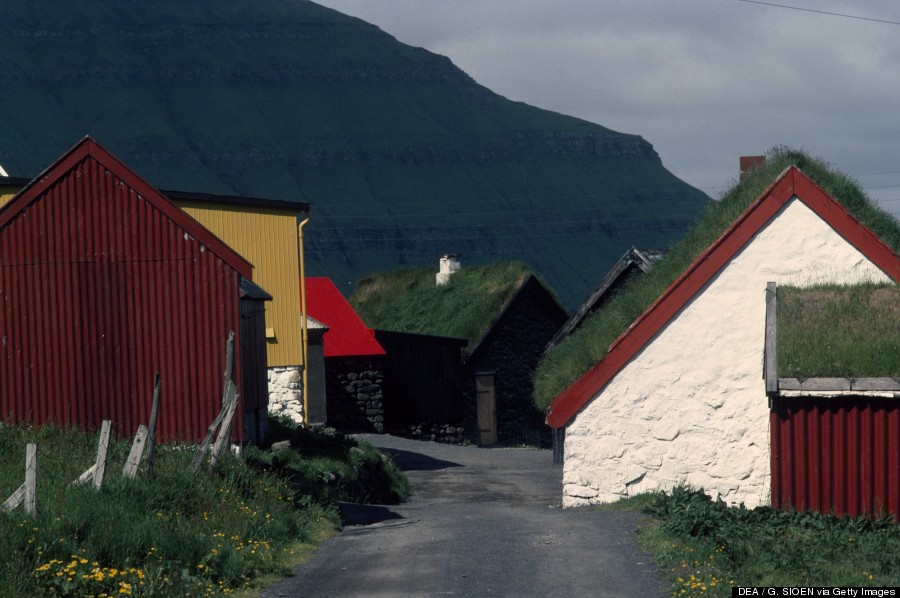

{"left": 533, "top": 146, "right": 900, "bottom": 411}
{"left": 777, "top": 284, "right": 899, "bottom": 378}
{"left": 350, "top": 261, "right": 533, "bottom": 349}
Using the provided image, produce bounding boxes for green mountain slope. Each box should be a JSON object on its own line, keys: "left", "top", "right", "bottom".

{"left": 0, "top": 0, "right": 711, "bottom": 307}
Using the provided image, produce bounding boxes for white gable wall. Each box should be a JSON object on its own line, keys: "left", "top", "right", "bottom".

{"left": 563, "top": 197, "right": 892, "bottom": 507}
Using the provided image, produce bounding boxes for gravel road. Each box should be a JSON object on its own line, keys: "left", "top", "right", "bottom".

{"left": 262, "top": 434, "right": 668, "bottom": 598}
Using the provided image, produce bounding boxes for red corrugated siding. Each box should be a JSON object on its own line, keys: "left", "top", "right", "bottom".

{"left": 771, "top": 396, "right": 900, "bottom": 519}
{"left": 0, "top": 154, "right": 242, "bottom": 442}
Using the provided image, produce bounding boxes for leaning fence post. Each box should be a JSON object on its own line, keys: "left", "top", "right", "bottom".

{"left": 145, "top": 373, "right": 162, "bottom": 478}
{"left": 1, "top": 484, "right": 26, "bottom": 512}
{"left": 24, "top": 443, "right": 37, "bottom": 515}
{"left": 190, "top": 331, "right": 236, "bottom": 472}
{"left": 209, "top": 382, "right": 239, "bottom": 469}
{"left": 123, "top": 425, "right": 149, "bottom": 479}
{"left": 93, "top": 420, "right": 111, "bottom": 489}
{"left": 74, "top": 420, "right": 112, "bottom": 488}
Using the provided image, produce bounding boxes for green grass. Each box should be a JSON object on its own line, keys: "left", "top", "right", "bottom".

{"left": 778, "top": 284, "right": 900, "bottom": 378}
{"left": 533, "top": 146, "right": 900, "bottom": 411}
{"left": 350, "top": 261, "right": 534, "bottom": 351}
{"left": 0, "top": 419, "right": 410, "bottom": 597}
{"left": 616, "top": 487, "right": 900, "bottom": 596}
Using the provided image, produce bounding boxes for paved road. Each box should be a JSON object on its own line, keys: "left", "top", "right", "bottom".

{"left": 263, "top": 434, "right": 667, "bottom": 598}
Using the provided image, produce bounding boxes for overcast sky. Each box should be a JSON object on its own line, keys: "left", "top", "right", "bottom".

{"left": 314, "top": 0, "right": 900, "bottom": 219}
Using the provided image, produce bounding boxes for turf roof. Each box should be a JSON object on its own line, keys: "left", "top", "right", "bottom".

{"left": 777, "top": 284, "right": 899, "bottom": 378}
{"left": 532, "top": 146, "right": 900, "bottom": 411}
{"left": 349, "top": 261, "right": 535, "bottom": 350}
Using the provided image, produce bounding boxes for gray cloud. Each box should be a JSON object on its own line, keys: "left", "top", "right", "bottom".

{"left": 316, "top": 0, "right": 900, "bottom": 217}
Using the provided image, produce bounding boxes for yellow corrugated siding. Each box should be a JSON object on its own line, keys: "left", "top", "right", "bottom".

{"left": 178, "top": 202, "right": 303, "bottom": 367}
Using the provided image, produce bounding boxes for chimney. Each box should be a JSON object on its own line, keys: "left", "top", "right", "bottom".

{"left": 740, "top": 155, "right": 766, "bottom": 181}
{"left": 436, "top": 253, "right": 460, "bottom": 286}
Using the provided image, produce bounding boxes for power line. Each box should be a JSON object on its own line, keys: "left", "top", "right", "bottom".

{"left": 736, "top": 0, "right": 900, "bottom": 26}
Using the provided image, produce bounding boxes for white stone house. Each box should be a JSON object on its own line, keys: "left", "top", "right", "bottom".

{"left": 545, "top": 166, "right": 900, "bottom": 508}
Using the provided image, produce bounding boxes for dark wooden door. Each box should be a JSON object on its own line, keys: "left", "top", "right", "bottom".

{"left": 476, "top": 374, "right": 497, "bottom": 446}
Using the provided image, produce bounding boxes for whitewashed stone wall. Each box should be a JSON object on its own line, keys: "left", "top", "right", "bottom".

{"left": 267, "top": 366, "right": 304, "bottom": 424}
{"left": 564, "top": 198, "right": 892, "bottom": 508}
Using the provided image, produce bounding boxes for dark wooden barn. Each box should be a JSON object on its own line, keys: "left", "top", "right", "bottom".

{"left": 0, "top": 137, "right": 269, "bottom": 442}
{"left": 374, "top": 329, "right": 468, "bottom": 428}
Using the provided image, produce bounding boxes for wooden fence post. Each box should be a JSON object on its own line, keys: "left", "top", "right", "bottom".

{"left": 1, "top": 444, "right": 34, "bottom": 513}
{"left": 74, "top": 420, "right": 112, "bottom": 489}
{"left": 209, "top": 382, "right": 239, "bottom": 469}
{"left": 190, "top": 331, "right": 236, "bottom": 472}
{"left": 1, "top": 484, "right": 26, "bottom": 512}
{"left": 24, "top": 443, "right": 36, "bottom": 515}
{"left": 123, "top": 425, "right": 149, "bottom": 479}
{"left": 145, "top": 374, "right": 161, "bottom": 478}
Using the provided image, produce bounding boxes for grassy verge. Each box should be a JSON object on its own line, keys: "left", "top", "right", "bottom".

{"left": 0, "top": 418, "right": 410, "bottom": 597}
{"left": 613, "top": 487, "right": 900, "bottom": 596}
{"left": 778, "top": 284, "right": 900, "bottom": 378}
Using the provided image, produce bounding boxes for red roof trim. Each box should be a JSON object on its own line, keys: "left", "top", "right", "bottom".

{"left": 546, "top": 167, "right": 900, "bottom": 428}
{"left": 0, "top": 137, "right": 253, "bottom": 279}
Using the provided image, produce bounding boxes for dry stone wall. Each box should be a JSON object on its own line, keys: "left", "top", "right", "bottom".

{"left": 325, "top": 358, "right": 385, "bottom": 433}
{"left": 267, "top": 366, "right": 304, "bottom": 424}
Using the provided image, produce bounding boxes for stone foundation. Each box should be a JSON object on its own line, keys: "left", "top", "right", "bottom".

{"left": 267, "top": 366, "right": 304, "bottom": 424}
{"left": 390, "top": 423, "right": 467, "bottom": 445}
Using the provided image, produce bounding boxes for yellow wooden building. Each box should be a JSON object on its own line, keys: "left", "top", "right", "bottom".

{"left": 165, "top": 190, "right": 310, "bottom": 370}
{"left": 0, "top": 177, "right": 30, "bottom": 205}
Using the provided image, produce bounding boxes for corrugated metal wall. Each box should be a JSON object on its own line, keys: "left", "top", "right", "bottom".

{"left": 0, "top": 155, "right": 242, "bottom": 442}
{"left": 178, "top": 203, "right": 302, "bottom": 368}
{"left": 375, "top": 330, "right": 466, "bottom": 425}
{"left": 770, "top": 396, "right": 900, "bottom": 518}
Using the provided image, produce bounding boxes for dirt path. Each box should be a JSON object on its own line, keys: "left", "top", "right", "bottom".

{"left": 262, "top": 434, "right": 667, "bottom": 597}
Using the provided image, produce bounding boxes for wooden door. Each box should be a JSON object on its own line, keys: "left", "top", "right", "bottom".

{"left": 476, "top": 373, "right": 497, "bottom": 446}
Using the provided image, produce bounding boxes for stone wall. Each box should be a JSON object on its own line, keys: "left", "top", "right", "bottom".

{"left": 564, "top": 198, "right": 892, "bottom": 508}
{"left": 325, "top": 357, "right": 385, "bottom": 433}
{"left": 267, "top": 365, "right": 304, "bottom": 424}
{"left": 390, "top": 422, "right": 467, "bottom": 445}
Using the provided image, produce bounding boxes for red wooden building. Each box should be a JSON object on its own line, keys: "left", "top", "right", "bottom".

{"left": 0, "top": 137, "right": 266, "bottom": 442}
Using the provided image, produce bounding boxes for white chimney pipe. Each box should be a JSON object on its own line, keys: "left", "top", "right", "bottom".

{"left": 436, "top": 253, "right": 460, "bottom": 286}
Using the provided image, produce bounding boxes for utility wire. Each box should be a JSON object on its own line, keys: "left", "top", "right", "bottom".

{"left": 736, "top": 0, "right": 900, "bottom": 26}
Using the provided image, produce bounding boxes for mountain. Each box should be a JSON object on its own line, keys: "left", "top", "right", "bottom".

{"left": 0, "top": 0, "right": 711, "bottom": 308}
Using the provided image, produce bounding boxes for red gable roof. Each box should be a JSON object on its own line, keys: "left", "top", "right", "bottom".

{"left": 546, "top": 166, "right": 900, "bottom": 429}
{"left": 0, "top": 137, "right": 253, "bottom": 279}
{"left": 305, "top": 277, "right": 385, "bottom": 358}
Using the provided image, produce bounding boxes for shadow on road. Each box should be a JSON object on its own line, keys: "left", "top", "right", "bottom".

{"left": 376, "top": 447, "right": 462, "bottom": 472}
{"left": 337, "top": 502, "right": 406, "bottom": 527}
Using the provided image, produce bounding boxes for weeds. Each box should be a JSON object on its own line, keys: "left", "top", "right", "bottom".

{"left": 0, "top": 419, "right": 409, "bottom": 596}
{"left": 628, "top": 487, "right": 900, "bottom": 596}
